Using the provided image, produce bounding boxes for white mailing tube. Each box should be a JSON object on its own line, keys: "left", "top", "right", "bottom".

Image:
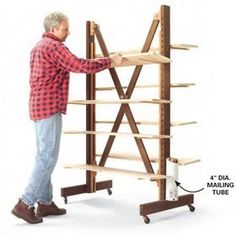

{"left": 166, "top": 158, "right": 178, "bottom": 201}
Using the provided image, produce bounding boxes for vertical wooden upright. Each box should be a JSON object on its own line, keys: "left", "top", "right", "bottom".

{"left": 60, "top": 22, "right": 112, "bottom": 202}
{"left": 86, "top": 21, "right": 96, "bottom": 192}
{"left": 140, "top": 5, "right": 194, "bottom": 224}
{"left": 159, "top": 5, "right": 170, "bottom": 200}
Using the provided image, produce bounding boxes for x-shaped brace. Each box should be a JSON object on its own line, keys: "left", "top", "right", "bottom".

{"left": 93, "top": 17, "right": 160, "bottom": 174}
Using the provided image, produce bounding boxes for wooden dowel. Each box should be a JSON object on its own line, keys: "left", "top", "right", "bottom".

{"left": 171, "top": 44, "right": 198, "bottom": 50}
{"left": 171, "top": 83, "right": 196, "bottom": 87}
{"left": 177, "top": 158, "right": 200, "bottom": 166}
{"left": 171, "top": 121, "right": 197, "bottom": 126}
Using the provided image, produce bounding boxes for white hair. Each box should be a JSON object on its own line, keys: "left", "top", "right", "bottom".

{"left": 43, "top": 12, "right": 69, "bottom": 32}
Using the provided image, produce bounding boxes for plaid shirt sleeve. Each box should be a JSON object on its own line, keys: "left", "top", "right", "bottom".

{"left": 51, "top": 42, "right": 111, "bottom": 73}
{"left": 29, "top": 35, "right": 112, "bottom": 121}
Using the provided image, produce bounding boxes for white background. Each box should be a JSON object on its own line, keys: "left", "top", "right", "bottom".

{"left": 0, "top": 0, "right": 235, "bottom": 235}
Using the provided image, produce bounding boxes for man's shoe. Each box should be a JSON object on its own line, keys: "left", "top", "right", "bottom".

{"left": 36, "top": 201, "right": 66, "bottom": 217}
{"left": 11, "top": 199, "right": 43, "bottom": 224}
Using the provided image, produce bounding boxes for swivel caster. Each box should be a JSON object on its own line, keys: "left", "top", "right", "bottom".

{"left": 107, "top": 188, "right": 112, "bottom": 195}
{"left": 64, "top": 197, "right": 68, "bottom": 204}
{"left": 143, "top": 216, "right": 150, "bottom": 224}
{"left": 188, "top": 204, "right": 195, "bottom": 212}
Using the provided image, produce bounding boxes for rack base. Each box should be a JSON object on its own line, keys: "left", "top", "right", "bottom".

{"left": 140, "top": 194, "right": 194, "bottom": 223}
{"left": 61, "top": 180, "right": 112, "bottom": 204}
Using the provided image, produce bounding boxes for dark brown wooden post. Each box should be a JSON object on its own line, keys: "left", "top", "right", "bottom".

{"left": 159, "top": 5, "right": 171, "bottom": 201}
{"left": 86, "top": 21, "right": 96, "bottom": 192}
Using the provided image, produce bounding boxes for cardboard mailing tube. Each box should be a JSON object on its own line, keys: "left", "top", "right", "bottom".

{"left": 166, "top": 158, "right": 178, "bottom": 201}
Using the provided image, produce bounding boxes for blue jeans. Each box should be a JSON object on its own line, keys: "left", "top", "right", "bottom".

{"left": 22, "top": 113, "right": 62, "bottom": 207}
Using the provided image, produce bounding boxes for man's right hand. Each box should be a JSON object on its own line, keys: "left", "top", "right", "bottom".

{"left": 110, "top": 53, "right": 123, "bottom": 67}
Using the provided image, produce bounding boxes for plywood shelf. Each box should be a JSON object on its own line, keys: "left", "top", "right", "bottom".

{"left": 64, "top": 164, "right": 168, "bottom": 180}
{"left": 64, "top": 130, "right": 171, "bottom": 139}
{"left": 96, "top": 153, "right": 200, "bottom": 166}
{"left": 96, "top": 153, "right": 159, "bottom": 162}
{"left": 96, "top": 83, "right": 195, "bottom": 91}
{"left": 68, "top": 99, "right": 171, "bottom": 105}
{"left": 108, "top": 51, "right": 171, "bottom": 67}
{"left": 96, "top": 120, "right": 197, "bottom": 126}
{"left": 95, "top": 44, "right": 198, "bottom": 58}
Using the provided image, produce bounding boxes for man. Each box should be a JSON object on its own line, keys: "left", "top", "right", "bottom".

{"left": 11, "top": 12, "right": 122, "bottom": 224}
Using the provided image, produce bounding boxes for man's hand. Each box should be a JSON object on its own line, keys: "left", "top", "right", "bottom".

{"left": 110, "top": 53, "right": 123, "bottom": 67}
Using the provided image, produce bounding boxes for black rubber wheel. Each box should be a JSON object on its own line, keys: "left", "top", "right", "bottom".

{"left": 143, "top": 216, "right": 150, "bottom": 224}
{"left": 107, "top": 188, "right": 112, "bottom": 195}
{"left": 188, "top": 204, "right": 195, "bottom": 212}
{"left": 64, "top": 197, "right": 68, "bottom": 204}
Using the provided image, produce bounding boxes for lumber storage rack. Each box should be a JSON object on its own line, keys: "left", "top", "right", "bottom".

{"left": 61, "top": 5, "right": 199, "bottom": 224}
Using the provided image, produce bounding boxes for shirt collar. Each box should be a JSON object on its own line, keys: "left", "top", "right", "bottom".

{"left": 42, "top": 32, "right": 60, "bottom": 41}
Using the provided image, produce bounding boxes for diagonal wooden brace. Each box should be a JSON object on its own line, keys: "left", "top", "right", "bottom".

{"left": 94, "top": 17, "right": 160, "bottom": 173}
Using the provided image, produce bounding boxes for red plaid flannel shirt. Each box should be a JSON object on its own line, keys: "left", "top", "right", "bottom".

{"left": 29, "top": 33, "right": 111, "bottom": 120}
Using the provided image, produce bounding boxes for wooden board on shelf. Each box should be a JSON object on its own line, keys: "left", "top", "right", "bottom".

{"left": 63, "top": 130, "right": 171, "bottom": 139}
{"left": 96, "top": 83, "right": 195, "bottom": 91}
{"left": 68, "top": 98, "right": 171, "bottom": 105}
{"left": 96, "top": 153, "right": 159, "bottom": 162}
{"left": 96, "top": 120, "right": 159, "bottom": 125}
{"left": 111, "top": 51, "right": 171, "bottom": 67}
{"left": 64, "top": 164, "right": 168, "bottom": 180}
{"left": 96, "top": 153, "right": 200, "bottom": 166}
{"left": 95, "top": 44, "right": 198, "bottom": 57}
{"left": 96, "top": 120, "right": 197, "bottom": 126}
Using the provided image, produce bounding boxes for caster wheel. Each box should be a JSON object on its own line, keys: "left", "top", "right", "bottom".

{"left": 143, "top": 216, "right": 150, "bottom": 224}
{"left": 107, "top": 188, "right": 112, "bottom": 195}
{"left": 188, "top": 204, "right": 195, "bottom": 212}
{"left": 64, "top": 197, "right": 68, "bottom": 204}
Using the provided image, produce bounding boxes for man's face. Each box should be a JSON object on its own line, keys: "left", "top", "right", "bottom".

{"left": 52, "top": 20, "right": 70, "bottom": 42}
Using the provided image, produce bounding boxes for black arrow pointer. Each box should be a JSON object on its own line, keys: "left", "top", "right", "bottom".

{"left": 175, "top": 181, "right": 204, "bottom": 193}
